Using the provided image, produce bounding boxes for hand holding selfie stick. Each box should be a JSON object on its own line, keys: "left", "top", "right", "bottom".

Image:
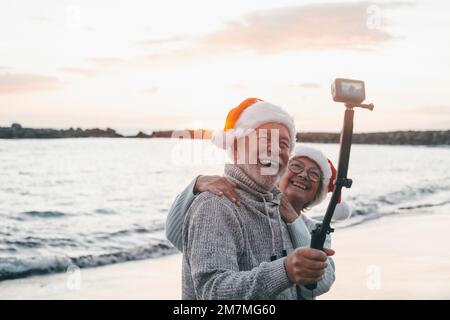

{"left": 305, "top": 79, "right": 374, "bottom": 291}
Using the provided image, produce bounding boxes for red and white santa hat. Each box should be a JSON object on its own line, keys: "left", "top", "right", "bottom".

{"left": 292, "top": 145, "right": 352, "bottom": 220}
{"left": 212, "top": 97, "right": 296, "bottom": 151}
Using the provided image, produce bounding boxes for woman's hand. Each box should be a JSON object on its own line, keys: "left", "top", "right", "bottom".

{"left": 280, "top": 194, "right": 299, "bottom": 223}
{"left": 194, "top": 175, "right": 240, "bottom": 205}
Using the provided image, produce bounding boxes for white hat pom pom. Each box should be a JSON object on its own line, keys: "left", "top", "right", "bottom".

{"left": 333, "top": 202, "right": 352, "bottom": 221}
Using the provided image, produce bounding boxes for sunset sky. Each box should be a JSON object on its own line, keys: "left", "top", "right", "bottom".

{"left": 1, "top": 0, "right": 449, "bottom": 134}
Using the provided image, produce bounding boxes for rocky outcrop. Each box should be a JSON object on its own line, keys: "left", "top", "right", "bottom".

{"left": 297, "top": 131, "right": 450, "bottom": 145}
{"left": 1, "top": 124, "right": 449, "bottom": 145}
{"left": 135, "top": 131, "right": 152, "bottom": 138}
{"left": 0, "top": 123, "right": 123, "bottom": 139}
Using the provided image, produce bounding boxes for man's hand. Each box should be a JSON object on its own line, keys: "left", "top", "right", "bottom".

{"left": 194, "top": 175, "right": 240, "bottom": 205}
{"left": 279, "top": 195, "right": 299, "bottom": 223}
{"left": 284, "top": 247, "right": 335, "bottom": 285}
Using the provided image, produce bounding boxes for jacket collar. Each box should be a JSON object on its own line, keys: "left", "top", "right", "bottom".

{"left": 223, "top": 164, "right": 282, "bottom": 203}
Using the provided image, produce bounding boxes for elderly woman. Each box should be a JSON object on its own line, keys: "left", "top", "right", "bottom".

{"left": 166, "top": 145, "right": 349, "bottom": 299}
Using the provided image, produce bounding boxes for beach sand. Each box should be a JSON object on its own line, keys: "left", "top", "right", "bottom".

{"left": 1, "top": 210, "right": 449, "bottom": 300}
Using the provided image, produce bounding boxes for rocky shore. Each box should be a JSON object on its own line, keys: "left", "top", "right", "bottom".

{"left": 0, "top": 123, "right": 123, "bottom": 139}
{"left": 1, "top": 123, "right": 448, "bottom": 145}
{"left": 296, "top": 131, "right": 450, "bottom": 145}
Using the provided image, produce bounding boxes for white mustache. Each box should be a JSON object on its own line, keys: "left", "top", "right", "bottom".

{"left": 258, "top": 155, "right": 284, "bottom": 169}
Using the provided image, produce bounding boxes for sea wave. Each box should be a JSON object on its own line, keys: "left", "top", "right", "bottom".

{"left": 21, "top": 211, "right": 67, "bottom": 218}
{"left": 375, "top": 181, "right": 450, "bottom": 205}
{"left": 398, "top": 200, "right": 450, "bottom": 210}
{"left": 312, "top": 181, "right": 450, "bottom": 228}
{"left": 0, "top": 242, "right": 177, "bottom": 281}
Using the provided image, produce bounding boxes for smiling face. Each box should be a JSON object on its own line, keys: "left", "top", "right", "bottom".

{"left": 234, "top": 122, "right": 291, "bottom": 191}
{"left": 279, "top": 156, "right": 322, "bottom": 211}
{"left": 254, "top": 122, "right": 291, "bottom": 174}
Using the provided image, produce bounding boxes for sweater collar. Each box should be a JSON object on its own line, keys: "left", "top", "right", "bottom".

{"left": 224, "top": 164, "right": 282, "bottom": 203}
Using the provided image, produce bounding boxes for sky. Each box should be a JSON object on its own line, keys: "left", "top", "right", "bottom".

{"left": 1, "top": 0, "right": 449, "bottom": 134}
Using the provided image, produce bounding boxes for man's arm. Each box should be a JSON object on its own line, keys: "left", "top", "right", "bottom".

{"left": 165, "top": 176, "right": 239, "bottom": 251}
{"left": 185, "top": 197, "right": 292, "bottom": 300}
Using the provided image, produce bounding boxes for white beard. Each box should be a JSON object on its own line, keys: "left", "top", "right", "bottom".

{"left": 239, "top": 163, "right": 279, "bottom": 191}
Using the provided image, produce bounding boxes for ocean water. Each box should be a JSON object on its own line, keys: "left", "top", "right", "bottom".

{"left": 0, "top": 138, "right": 449, "bottom": 281}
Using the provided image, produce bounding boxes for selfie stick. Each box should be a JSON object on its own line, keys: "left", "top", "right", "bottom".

{"left": 305, "top": 101, "right": 374, "bottom": 291}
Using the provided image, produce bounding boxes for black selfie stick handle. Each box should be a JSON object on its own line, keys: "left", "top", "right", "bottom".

{"left": 305, "top": 108, "right": 354, "bottom": 291}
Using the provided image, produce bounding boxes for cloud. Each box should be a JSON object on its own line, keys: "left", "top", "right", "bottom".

{"left": 60, "top": 67, "right": 99, "bottom": 77}
{"left": 87, "top": 57, "right": 127, "bottom": 67}
{"left": 137, "top": 36, "right": 188, "bottom": 46}
{"left": 142, "top": 46, "right": 221, "bottom": 62}
{"left": 289, "top": 82, "right": 321, "bottom": 89}
{"left": 143, "top": 2, "right": 408, "bottom": 61}
{"left": 0, "top": 73, "right": 64, "bottom": 94}
{"left": 230, "top": 84, "right": 248, "bottom": 91}
{"left": 198, "top": 2, "right": 401, "bottom": 54}
{"left": 410, "top": 105, "right": 450, "bottom": 116}
{"left": 60, "top": 57, "right": 128, "bottom": 78}
{"left": 411, "top": 104, "right": 450, "bottom": 114}
{"left": 27, "top": 15, "right": 54, "bottom": 24}
{"left": 142, "top": 86, "right": 159, "bottom": 94}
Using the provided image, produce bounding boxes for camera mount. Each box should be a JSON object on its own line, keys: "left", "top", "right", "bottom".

{"left": 305, "top": 79, "right": 374, "bottom": 292}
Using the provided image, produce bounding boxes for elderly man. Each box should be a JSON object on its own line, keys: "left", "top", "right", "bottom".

{"left": 179, "top": 98, "right": 334, "bottom": 300}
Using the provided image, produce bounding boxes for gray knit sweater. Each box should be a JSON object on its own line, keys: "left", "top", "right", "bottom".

{"left": 180, "top": 164, "right": 334, "bottom": 300}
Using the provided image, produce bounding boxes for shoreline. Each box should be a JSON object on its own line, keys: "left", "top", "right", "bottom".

{"left": 321, "top": 210, "right": 450, "bottom": 299}
{"left": 1, "top": 124, "right": 449, "bottom": 145}
{"left": 0, "top": 254, "right": 182, "bottom": 300}
{"left": 1, "top": 209, "right": 449, "bottom": 299}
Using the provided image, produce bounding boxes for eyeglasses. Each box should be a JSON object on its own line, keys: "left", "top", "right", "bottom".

{"left": 288, "top": 159, "right": 322, "bottom": 182}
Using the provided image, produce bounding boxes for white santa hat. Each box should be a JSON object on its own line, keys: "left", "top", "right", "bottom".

{"left": 292, "top": 145, "right": 352, "bottom": 221}
{"left": 212, "top": 98, "right": 296, "bottom": 151}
